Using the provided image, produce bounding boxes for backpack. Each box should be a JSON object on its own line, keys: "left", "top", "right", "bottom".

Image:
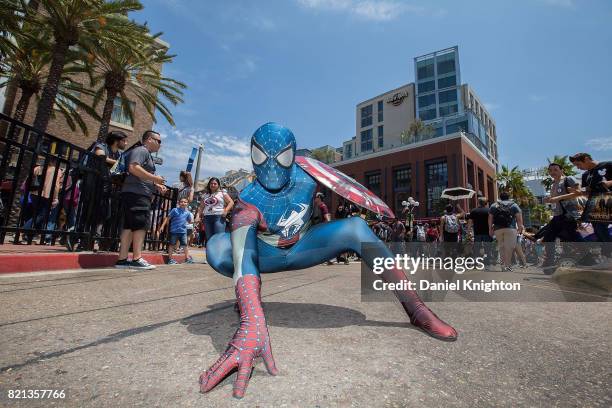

{"left": 493, "top": 202, "right": 514, "bottom": 228}
{"left": 444, "top": 214, "right": 459, "bottom": 233}
{"left": 416, "top": 225, "right": 426, "bottom": 242}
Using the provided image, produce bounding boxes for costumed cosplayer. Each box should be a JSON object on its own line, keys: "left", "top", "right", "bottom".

{"left": 199, "top": 123, "right": 457, "bottom": 398}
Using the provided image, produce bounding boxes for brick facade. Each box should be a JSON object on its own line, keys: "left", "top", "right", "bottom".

{"left": 331, "top": 135, "right": 497, "bottom": 219}
{"left": 5, "top": 71, "right": 154, "bottom": 149}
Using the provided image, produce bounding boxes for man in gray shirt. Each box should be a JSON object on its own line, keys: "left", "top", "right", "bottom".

{"left": 541, "top": 162, "right": 582, "bottom": 267}
{"left": 116, "top": 130, "right": 167, "bottom": 270}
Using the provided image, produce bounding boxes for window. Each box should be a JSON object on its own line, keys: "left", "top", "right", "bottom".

{"left": 361, "top": 104, "right": 372, "bottom": 128}
{"left": 366, "top": 172, "right": 381, "bottom": 197}
{"left": 439, "top": 104, "right": 458, "bottom": 117}
{"left": 377, "top": 126, "right": 384, "bottom": 148}
{"left": 436, "top": 53, "right": 456, "bottom": 75}
{"left": 416, "top": 59, "right": 435, "bottom": 80}
{"left": 360, "top": 129, "right": 373, "bottom": 152}
{"left": 419, "top": 107, "right": 437, "bottom": 121}
{"left": 418, "top": 80, "right": 435, "bottom": 93}
{"left": 418, "top": 94, "right": 436, "bottom": 108}
{"left": 446, "top": 120, "right": 467, "bottom": 134}
{"left": 393, "top": 167, "right": 411, "bottom": 189}
{"left": 426, "top": 160, "right": 448, "bottom": 216}
{"left": 344, "top": 144, "right": 352, "bottom": 159}
{"left": 438, "top": 89, "right": 457, "bottom": 104}
{"left": 437, "top": 75, "right": 456, "bottom": 89}
{"left": 377, "top": 100, "right": 383, "bottom": 122}
{"left": 111, "top": 97, "right": 135, "bottom": 127}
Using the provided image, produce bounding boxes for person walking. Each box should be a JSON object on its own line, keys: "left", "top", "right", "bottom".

{"left": 488, "top": 191, "right": 524, "bottom": 271}
{"left": 468, "top": 197, "right": 494, "bottom": 266}
{"left": 440, "top": 204, "right": 464, "bottom": 258}
{"left": 540, "top": 162, "right": 582, "bottom": 267}
{"left": 195, "top": 177, "right": 234, "bottom": 245}
{"left": 115, "top": 130, "right": 166, "bottom": 270}
{"left": 567, "top": 153, "right": 612, "bottom": 258}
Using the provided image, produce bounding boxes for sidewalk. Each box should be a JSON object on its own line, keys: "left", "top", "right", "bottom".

{"left": 0, "top": 243, "right": 197, "bottom": 274}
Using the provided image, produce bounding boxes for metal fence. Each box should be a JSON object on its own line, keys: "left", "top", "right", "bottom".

{"left": 0, "top": 112, "right": 177, "bottom": 251}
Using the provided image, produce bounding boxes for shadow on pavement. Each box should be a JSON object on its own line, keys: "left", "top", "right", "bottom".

{"left": 182, "top": 301, "right": 414, "bottom": 353}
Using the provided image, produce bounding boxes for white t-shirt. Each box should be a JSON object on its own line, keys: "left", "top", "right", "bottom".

{"left": 201, "top": 191, "right": 226, "bottom": 216}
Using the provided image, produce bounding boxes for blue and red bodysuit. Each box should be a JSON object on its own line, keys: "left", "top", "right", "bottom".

{"left": 199, "top": 123, "right": 457, "bottom": 399}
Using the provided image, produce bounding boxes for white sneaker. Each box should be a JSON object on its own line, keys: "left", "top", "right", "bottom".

{"left": 131, "top": 258, "right": 155, "bottom": 270}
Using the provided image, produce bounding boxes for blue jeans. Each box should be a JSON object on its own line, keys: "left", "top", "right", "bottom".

{"left": 204, "top": 214, "right": 226, "bottom": 241}
{"left": 169, "top": 232, "right": 188, "bottom": 247}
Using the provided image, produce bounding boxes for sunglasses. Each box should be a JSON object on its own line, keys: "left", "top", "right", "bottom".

{"left": 151, "top": 137, "right": 162, "bottom": 144}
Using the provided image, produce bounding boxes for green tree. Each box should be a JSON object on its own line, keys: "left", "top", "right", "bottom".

{"left": 0, "top": 0, "right": 26, "bottom": 62}
{"left": 31, "top": 0, "right": 144, "bottom": 133}
{"left": 400, "top": 119, "right": 435, "bottom": 144}
{"left": 496, "top": 164, "right": 534, "bottom": 206}
{"left": 311, "top": 148, "right": 336, "bottom": 164}
{"left": 84, "top": 30, "right": 185, "bottom": 140}
{"left": 0, "top": 28, "right": 99, "bottom": 132}
{"left": 529, "top": 203, "right": 552, "bottom": 226}
{"left": 541, "top": 155, "right": 578, "bottom": 192}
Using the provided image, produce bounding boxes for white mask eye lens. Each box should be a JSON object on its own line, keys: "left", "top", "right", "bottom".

{"left": 276, "top": 147, "right": 294, "bottom": 168}
{"left": 251, "top": 144, "right": 267, "bottom": 165}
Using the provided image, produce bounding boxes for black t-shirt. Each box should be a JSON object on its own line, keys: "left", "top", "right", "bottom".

{"left": 468, "top": 206, "right": 490, "bottom": 235}
{"left": 582, "top": 161, "right": 612, "bottom": 195}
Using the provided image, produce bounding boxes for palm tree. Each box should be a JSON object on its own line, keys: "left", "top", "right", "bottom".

{"left": 31, "top": 0, "right": 143, "bottom": 133}
{"left": 529, "top": 203, "right": 552, "bottom": 226}
{"left": 541, "top": 155, "right": 578, "bottom": 192}
{"left": 84, "top": 30, "right": 185, "bottom": 140}
{"left": 496, "top": 164, "right": 534, "bottom": 206}
{"left": 0, "top": 0, "right": 26, "bottom": 61}
{"left": 400, "top": 119, "right": 435, "bottom": 144}
{"left": 0, "top": 28, "right": 99, "bottom": 132}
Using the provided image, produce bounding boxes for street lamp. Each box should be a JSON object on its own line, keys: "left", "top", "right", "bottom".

{"left": 401, "top": 197, "right": 420, "bottom": 236}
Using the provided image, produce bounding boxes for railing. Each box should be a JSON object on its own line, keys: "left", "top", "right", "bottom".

{"left": 0, "top": 112, "right": 177, "bottom": 251}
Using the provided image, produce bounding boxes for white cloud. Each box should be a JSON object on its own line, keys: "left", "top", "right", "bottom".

{"left": 155, "top": 126, "right": 252, "bottom": 184}
{"left": 296, "top": 0, "right": 434, "bottom": 21}
{"left": 586, "top": 137, "right": 612, "bottom": 151}
{"left": 484, "top": 102, "right": 500, "bottom": 111}
{"left": 529, "top": 94, "right": 547, "bottom": 102}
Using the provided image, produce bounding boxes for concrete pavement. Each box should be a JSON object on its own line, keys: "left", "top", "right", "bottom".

{"left": 0, "top": 261, "right": 610, "bottom": 407}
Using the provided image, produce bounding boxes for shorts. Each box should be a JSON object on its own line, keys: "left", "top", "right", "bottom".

{"left": 121, "top": 193, "right": 151, "bottom": 231}
{"left": 168, "top": 232, "right": 187, "bottom": 247}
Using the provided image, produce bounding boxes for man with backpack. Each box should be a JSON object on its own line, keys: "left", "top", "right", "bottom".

{"left": 439, "top": 205, "right": 463, "bottom": 243}
{"left": 440, "top": 204, "right": 464, "bottom": 259}
{"left": 540, "top": 163, "right": 582, "bottom": 267}
{"left": 489, "top": 191, "right": 524, "bottom": 271}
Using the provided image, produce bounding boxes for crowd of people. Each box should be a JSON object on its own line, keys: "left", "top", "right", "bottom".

{"left": 11, "top": 137, "right": 610, "bottom": 274}
{"left": 352, "top": 152, "right": 611, "bottom": 272}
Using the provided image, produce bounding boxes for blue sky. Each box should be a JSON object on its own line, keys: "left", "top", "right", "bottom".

{"left": 135, "top": 0, "right": 612, "bottom": 183}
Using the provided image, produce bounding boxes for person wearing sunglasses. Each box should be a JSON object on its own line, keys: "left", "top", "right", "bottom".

{"left": 116, "top": 130, "right": 167, "bottom": 270}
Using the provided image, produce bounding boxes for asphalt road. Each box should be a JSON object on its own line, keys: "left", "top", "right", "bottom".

{"left": 0, "top": 256, "right": 610, "bottom": 407}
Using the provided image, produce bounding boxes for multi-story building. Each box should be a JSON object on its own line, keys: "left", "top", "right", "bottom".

{"left": 333, "top": 46, "right": 498, "bottom": 218}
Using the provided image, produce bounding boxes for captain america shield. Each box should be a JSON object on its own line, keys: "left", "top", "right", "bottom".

{"left": 295, "top": 156, "right": 395, "bottom": 219}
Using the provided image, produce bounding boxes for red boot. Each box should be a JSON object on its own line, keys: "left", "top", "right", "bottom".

{"left": 199, "top": 275, "right": 278, "bottom": 398}
{"left": 384, "top": 267, "right": 458, "bottom": 341}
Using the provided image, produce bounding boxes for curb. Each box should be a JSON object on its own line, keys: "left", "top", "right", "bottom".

{"left": 0, "top": 252, "right": 186, "bottom": 274}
